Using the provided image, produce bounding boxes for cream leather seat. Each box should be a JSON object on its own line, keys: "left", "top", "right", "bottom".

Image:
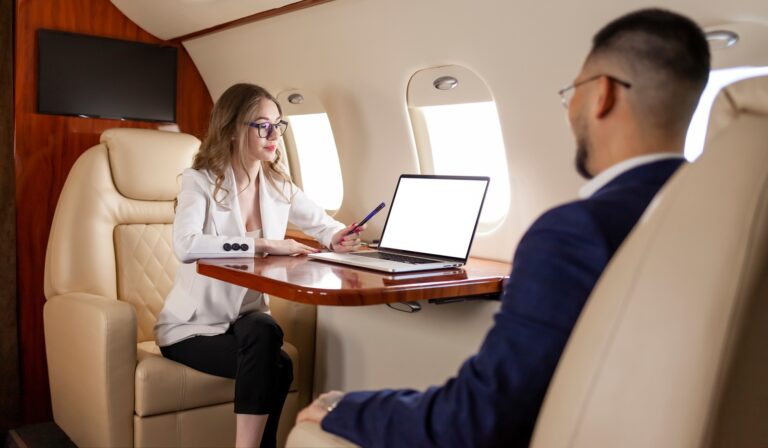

{"left": 44, "top": 128, "right": 316, "bottom": 447}
{"left": 286, "top": 76, "right": 768, "bottom": 447}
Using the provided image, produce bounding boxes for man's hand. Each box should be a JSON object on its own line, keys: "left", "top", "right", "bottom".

{"left": 296, "top": 391, "right": 345, "bottom": 424}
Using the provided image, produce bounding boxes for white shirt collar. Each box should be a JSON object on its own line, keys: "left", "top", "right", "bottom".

{"left": 578, "top": 152, "right": 684, "bottom": 199}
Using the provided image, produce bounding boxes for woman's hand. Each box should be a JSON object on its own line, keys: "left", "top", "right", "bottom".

{"left": 263, "top": 239, "right": 319, "bottom": 256}
{"left": 330, "top": 223, "right": 366, "bottom": 252}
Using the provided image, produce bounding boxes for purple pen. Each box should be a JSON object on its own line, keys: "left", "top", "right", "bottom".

{"left": 346, "top": 202, "right": 386, "bottom": 235}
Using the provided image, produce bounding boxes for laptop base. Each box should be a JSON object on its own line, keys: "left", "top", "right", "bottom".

{"left": 307, "top": 251, "right": 464, "bottom": 273}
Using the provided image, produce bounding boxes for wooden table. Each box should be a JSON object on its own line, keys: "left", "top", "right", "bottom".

{"left": 197, "top": 255, "right": 510, "bottom": 306}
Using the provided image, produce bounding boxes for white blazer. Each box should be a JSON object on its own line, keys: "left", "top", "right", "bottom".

{"left": 154, "top": 167, "right": 345, "bottom": 346}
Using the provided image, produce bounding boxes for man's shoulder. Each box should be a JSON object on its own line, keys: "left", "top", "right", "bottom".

{"left": 532, "top": 198, "right": 599, "bottom": 231}
{"left": 526, "top": 191, "right": 645, "bottom": 245}
{"left": 541, "top": 158, "right": 684, "bottom": 223}
{"left": 594, "top": 158, "right": 685, "bottom": 199}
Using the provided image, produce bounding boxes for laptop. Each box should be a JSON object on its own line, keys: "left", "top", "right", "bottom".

{"left": 308, "top": 174, "right": 490, "bottom": 273}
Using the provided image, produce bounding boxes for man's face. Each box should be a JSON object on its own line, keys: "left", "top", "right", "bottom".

{"left": 568, "top": 65, "right": 595, "bottom": 180}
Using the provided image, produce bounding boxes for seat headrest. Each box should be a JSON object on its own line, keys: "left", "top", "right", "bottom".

{"left": 706, "top": 75, "right": 768, "bottom": 143}
{"left": 101, "top": 128, "right": 200, "bottom": 201}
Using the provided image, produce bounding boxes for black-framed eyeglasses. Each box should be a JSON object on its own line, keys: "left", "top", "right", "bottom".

{"left": 558, "top": 74, "right": 632, "bottom": 109}
{"left": 247, "top": 120, "right": 289, "bottom": 138}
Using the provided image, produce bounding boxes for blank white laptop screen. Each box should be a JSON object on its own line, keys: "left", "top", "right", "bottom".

{"left": 379, "top": 176, "right": 489, "bottom": 260}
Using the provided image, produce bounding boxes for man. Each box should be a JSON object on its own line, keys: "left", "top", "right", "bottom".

{"left": 297, "top": 8, "right": 711, "bottom": 447}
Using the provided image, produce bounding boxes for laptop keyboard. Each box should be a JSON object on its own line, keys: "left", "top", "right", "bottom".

{"left": 353, "top": 252, "right": 438, "bottom": 264}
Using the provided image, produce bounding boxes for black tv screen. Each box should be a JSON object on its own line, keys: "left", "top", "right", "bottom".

{"left": 37, "top": 29, "right": 177, "bottom": 122}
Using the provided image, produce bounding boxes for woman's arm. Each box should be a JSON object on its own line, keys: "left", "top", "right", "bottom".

{"left": 288, "top": 188, "right": 347, "bottom": 248}
{"left": 173, "top": 171, "right": 256, "bottom": 263}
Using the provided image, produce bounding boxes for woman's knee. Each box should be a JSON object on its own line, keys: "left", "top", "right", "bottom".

{"left": 279, "top": 350, "right": 293, "bottom": 373}
{"left": 234, "top": 312, "right": 284, "bottom": 347}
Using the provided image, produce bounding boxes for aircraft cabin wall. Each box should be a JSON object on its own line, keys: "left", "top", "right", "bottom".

{"left": 177, "top": 0, "right": 768, "bottom": 394}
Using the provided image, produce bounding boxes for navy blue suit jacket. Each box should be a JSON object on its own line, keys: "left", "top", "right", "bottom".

{"left": 322, "top": 159, "right": 684, "bottom": 447}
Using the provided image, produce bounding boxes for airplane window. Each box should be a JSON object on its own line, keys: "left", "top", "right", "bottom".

{"left": 278, "top": 91, "right": 344, "bottom": 211}
{"left": 285, "top": 113, "right": 343, "bottom": 210}
{"left": 685, "top": 66, "right": 768, "bottom": 161}
{"left": 419, "top": 102, "right": 510, "bottom": 223}
{"left": 408, "top": 66, "right": 510, "bottom": 227}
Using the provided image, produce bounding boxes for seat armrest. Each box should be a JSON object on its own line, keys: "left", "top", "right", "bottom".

{"left": 270, "top": 296, "right": 316, "bottom": 407}
{"left": 44, "top": 292, "right": 136, "bottom": 447}
{"left": 286, "top": 421, "right": 358, "bottom": 447}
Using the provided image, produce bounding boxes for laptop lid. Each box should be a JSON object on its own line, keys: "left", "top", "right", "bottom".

{"left": 377, "top": 174, "right": 490, "bottom": 263}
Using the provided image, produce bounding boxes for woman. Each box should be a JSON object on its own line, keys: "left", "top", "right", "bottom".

{"left": 154, "top": 83, "right": 362, "bottom": 448}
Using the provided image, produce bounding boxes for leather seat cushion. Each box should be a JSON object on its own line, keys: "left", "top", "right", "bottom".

{"left": 135, "top": 340, "right": 299, "bottom": 417}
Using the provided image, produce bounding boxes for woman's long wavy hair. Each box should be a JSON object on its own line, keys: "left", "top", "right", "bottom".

{"left": 193, "top": 83, "right": 294, "bottom": 204}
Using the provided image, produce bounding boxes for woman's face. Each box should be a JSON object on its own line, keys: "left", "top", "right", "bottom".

{"left": 244, "top": 99, "right": 282, "bottom": 163}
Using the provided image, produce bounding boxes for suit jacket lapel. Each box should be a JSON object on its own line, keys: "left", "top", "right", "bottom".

{"left": 211, "top": 167, "right": 245, "bottom": 236}
{"left": 259, "top": 167, "right": 290, "bottom": 240}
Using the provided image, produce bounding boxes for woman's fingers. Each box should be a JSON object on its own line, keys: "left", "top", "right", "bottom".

{"left": 303, "top": 244, "right": 319, "bottom": 253}
{"left": 328, "top": 223, "right": 370, "bottom": 252}
{"left": 340, "top": 236, "right": 359, "bottom": 246}
{"left": 335, "top": 235, "right": 362, "bottom": 251}
{"left": 270, "top": 239, "right": 319, "bottom": 255}
{"left": 296, "top": 242, "right": 319, "bottom": 254}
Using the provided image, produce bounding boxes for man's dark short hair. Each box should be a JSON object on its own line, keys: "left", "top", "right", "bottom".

{"left": 589, "top": 9, "right": 711, "bottom": 130}
{"left": 592, "top": 8, "right": 710, "bottom": 86}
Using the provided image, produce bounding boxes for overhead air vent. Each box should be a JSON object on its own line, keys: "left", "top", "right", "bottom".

{"left": 288, "top": 93, "right": 305, "bottom": 104}
{"left": 433, "top": 76, "right": 458, "bottom": 90}
{"left": 705, "top": 30, "right": 739, "bottom": 50}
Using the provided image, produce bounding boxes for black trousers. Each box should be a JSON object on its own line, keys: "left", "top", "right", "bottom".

{"left": 160, "top": 312, "right": 293, "bottom": 448}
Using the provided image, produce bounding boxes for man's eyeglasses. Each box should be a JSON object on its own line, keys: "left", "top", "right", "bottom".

{"left": 558, "top": 75, "right": 632, "bottom": 109}
{"left": 247, "top": 120, "right": 289, "bottom": 138}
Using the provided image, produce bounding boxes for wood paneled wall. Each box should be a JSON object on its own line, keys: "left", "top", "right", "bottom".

{"left": 14, "top": 0, "right": 213, "bottom": 423}
{"left": 1, "top": 0, "right": 20, "bottom": 431}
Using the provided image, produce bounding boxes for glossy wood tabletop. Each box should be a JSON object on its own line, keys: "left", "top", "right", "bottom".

{"left": 197, "top": 255, "right": 511, "bottom": 306}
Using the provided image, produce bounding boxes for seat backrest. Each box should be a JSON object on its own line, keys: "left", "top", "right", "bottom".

{"left": 45, "top": 128, "right": 199, "bottom": 342}
{"left": 531, "top": 76, "right": 768, "bottom": 447}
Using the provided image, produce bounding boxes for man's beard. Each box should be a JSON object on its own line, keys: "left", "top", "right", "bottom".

{"left": 575, "top": 141, "right": 593, "bottom": 179}
{"left": 574, "top": 120, "right": 593, "bottom": 179}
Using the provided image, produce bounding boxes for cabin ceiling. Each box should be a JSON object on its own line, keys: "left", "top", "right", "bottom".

{"left": 110, "top": 0, "right": 303, "bottom": 40}
{"left": 180, "top": 0, "right": 768, "bottom": 108}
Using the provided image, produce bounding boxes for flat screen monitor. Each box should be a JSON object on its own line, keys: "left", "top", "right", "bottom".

{"left": 37, "top": 29, "right": 177, "bottom": 123}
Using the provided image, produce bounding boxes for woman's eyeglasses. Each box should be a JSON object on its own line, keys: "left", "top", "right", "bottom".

{"left": 247, "top": 120, "right": 289, "bottom": 138}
